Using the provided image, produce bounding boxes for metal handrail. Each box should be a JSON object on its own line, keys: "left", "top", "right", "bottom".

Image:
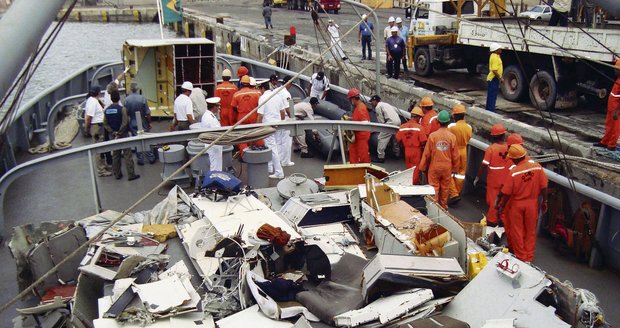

{"left": 468, "top": 138, "right": 620, "bottom": 211}
{"left": 0, "top": 120, "right": 398, "bottom": 237}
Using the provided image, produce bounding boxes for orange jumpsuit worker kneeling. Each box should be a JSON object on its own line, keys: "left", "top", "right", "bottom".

{"left": 496, "top": 144, "right": 548, "bottom": 262}
{"left": 396, "top": 106, "right": 427, "bottom": 184}
{"left": 419, "top": 110, "right": 459, "bottom": 209}
{"left": 347, "top": 88, "right": 371, "bottom": 164}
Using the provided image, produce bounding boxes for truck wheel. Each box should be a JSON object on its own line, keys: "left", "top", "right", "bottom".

{"left": 529, "top": 70, "right": 557, "bottom": 111}
{"left": 502, "top": 65, "right": 527, "bottom": 101}
{"left": 414, "top": 47, "right": 433, "bottom": 76}
{"left": 334, "top": 9, "right": 338, "bottom": 14}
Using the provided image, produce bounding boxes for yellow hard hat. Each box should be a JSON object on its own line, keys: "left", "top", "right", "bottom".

{"left": 452, "top": 103, "right": 466, "bottom": 114}
{"left": 420, "top": 96, "right": 434, "bottom": 107}
{"left": 240, "top": 75, "right": 251, "bottom": 84}
{"left": 411, "top": 106, "right": 424, "bottom": 117}
{"left": 507, "top": 144, "right": 527, "bottom": 159}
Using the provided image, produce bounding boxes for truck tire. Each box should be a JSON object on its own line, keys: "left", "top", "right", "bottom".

{"left": 414, "top": 47, "right": 433, "bottom": 77}
{"left": 529, "top": 70, "right": 557, "bottom": 111}
{"left": 501, "top": 65, "right": 527, "bottom": 101}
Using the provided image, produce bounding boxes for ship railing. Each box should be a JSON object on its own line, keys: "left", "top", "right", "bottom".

{"left": 2, "top": 61, "right": 124, "bottom": 173}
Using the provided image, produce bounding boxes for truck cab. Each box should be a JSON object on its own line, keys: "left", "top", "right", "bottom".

{"left": 315, "top": 0, "right": 341, "bottom": 14}
{"left": 409, "top": 0, "right": 478, "bottom": 37}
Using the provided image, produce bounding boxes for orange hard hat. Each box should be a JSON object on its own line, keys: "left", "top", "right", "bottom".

{"left": 411, "top": 106, "right": 424, "bottom": 117}
{"left": 452, "top": 103, "right": 466, "bottom": 114}
{"left": 615, "top": 60, "right": 620, "bottom": 69}
{"left": 240, "top": 75, "right": 251, "bottom": 84}
{"left": 237, "top": 66, "right": 249, "bottom": 77}
{"left": 420, "top": 96, "right": 434, "bottom": 107}
{"left": 347, "top": 88, "right": 361, "bottom": 99}
{"left": 507, "top": 133, "right": 524, "bottom": 146}
{"left": 507, "top": 144, "right": 527, "bottom": 159}
{"left": 490, "top": 123, "right": 507, "bottom": 136}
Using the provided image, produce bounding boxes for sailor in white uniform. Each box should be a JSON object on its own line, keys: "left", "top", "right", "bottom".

{"left": 201, "top": 97, "right": 223, "bottom": 172}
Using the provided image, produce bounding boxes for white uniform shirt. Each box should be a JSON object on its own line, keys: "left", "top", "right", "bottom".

{"left": 277, "top": 87, "right": 292, "bottom": 115}
{"left": 293, "top": 102, "right": 315, "bottom": 120}
{"left": 201, "top": 110, "right": 221, "bottom": 128}
{"left": 85, "top": 96, "right": 104, "bottom": 124}
{"left": 383, "top": 25, "right": 394, "bottom": 39}
{"left": 327, "top": 24, "right": 340, "bottom": 42}
{"left": 310, "top": 73, "right": 330, "bottom": 99}
{"left": 375, "top": 101, "right": 401, "bottom": 126}
{"left": 174, "top": 93, "right": 194, "bottom": 121}
{"left": 258, "top": 90, "right": 283, "bottom": 123}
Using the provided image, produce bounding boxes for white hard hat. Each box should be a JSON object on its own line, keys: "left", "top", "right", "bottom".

{"left": 249, "top": 77, "right": 257, "bottom": 86}
{"left": 395, "top": 17, "right": 402, "bottom": 24}
{"left": 390, "top": 26, "right": 399, "bottom": 33}
{"left": 181, "top": 81, "right": 193, "bottom": 90}
{"left": 388, "top": 16, "right": 395, "bottom": 23}
{"left": 222, "top": 69, "right": 232, "bottom": 77}
{"left": 489, "top": 43, "right": 502, "bottom": 52}
{"left": 206, "top": 97, "right": 221, "bottom": 104}
{"left": 362, "top": 14, "right": 368, "bottom": 19}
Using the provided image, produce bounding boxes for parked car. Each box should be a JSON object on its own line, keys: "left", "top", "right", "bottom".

{"left": 273, "top": 0, "right": 287, "bottom": 7}
{"left": 518, "top": 5, "right": 552, "bottom": 20}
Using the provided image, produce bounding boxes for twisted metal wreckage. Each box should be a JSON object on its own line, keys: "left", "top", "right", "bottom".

{"left": 9, "top": 167, "right": 606, "bottom": 327}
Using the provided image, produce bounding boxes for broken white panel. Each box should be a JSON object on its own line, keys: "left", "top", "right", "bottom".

{"left": 443, "top": 252, "right": 570, "bottom": 328}
{"left": 93, "top": 318, "right": 169, "bottom": 328}
{"left": 357, "top": 184, "right": 435, "bottom": 198}
{"left": 169, "top": 312, "right": 215, "bottom": 327}
{"left": 97, "top": 296, "right": 113, "bottom": 318}
{"left": 192, "top": 195, "right": 301, "bottom": 246}
{"left": 246, "top": 271, "right": 320, "bottom": 322}
{"left": 333, "top": 289, "right": 434, "bottom": 327}
{"left": 482, "top": 318, "right": 516, "bottom": 328}
{"left": 299, "top": 223, "right": 366, "bottom": 263}
{"left": 215, "top": 305, "right": 294, "bottom": 328}
{"left": 133, "top": 276, "right": 191, "bottom": 314}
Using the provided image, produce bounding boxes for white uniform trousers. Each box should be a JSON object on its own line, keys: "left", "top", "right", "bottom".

{"left": 276, "top": 129, "right": 293, "bottom": 165}
{"left": 207, "top": 143, "right": 223, "bottom": 172}
{"left": 265, "top": 134, "right": 284, "bottom": 177}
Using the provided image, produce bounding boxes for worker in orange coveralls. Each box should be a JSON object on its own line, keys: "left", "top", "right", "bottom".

{"left": 419, "top": 110, "right": 459, "bottom": 209}
{"left": 497, "top": 144, "right": 548, "bottom": 262}
{"left": 215, "top": 69, "right": 238, "bottom": 126}
{"left": 347, "top": 88, "right": 371, "bottom": 164}
{"left": 502, "top": 132, "right": 526, "bottom": 248}
{"left": 447, "top": 103, "right": 472, "bottom": 205}
{"left": 474, "top": 123, "right": 511, "bottom": 226}
{"left": 396, "top": 106, "right": 427, "bottom": 184}
{"left": 595, "top": 60, "right": 620, "bottom": 151}
{"left": 231, "top": 75, "right": 263, "bottom": 156}
{"left": 420, "top": 96, "right": 439, "bottom": 136}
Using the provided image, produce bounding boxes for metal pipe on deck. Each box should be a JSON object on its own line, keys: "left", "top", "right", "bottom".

{"left": 0, "top": 0, "right": 66, "bottom": 104}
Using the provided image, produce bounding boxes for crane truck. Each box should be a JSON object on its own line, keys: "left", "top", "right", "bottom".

{"left": 407, "top": 0, "right": 620, "bottom": 110}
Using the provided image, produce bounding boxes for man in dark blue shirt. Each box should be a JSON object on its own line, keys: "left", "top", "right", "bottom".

{"left": 385, "top": 27, "right": 405, "bottom": 79}
{"left": 103, "top": 90, "right": 140, "bottom": 181}
{"left": 358, "top": 14, "right": 374, "bottom": 60}
{"left": 124, "top": 82, "right": 155, "bottom": 165}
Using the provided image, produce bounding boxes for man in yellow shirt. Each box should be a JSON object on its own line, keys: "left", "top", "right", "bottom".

{"left": 486, "top": 43, "right": 504, "bottom": 112}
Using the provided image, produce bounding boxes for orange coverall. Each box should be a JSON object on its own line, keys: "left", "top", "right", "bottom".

{"left": 396, "top": 119, "right": 427, "bottom": 184}
{"left": 421, "top": 110, "right": 439, "bottom": 137}
{"left": 419, "top": 127, "right": 459, "bottom": 208}
{"left": 215, "top": 81, "right": 238, "bottom": 126}
{"left": 349, "top": 102, "right": 371, "bottom": 164}
{"left": 500, "top": 160, "right": 548, "bottom": 262}
{"left": 600, "top": 78, "right": 620, "bottom": 148}
{"left": 482, "top": 143, "right": 511, "bottom": 225}
{"left": 231, "top": 87, "right": 263, "bottom": 155}
{"left": 448, "top": 120, "right": 472, "bottom": 198}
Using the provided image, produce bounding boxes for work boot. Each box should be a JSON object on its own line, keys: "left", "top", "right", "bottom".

{"left": 300, "top": 152, "right": 314, "bottom": 158}
{"left": 448, "top": 196, "right": 461, "bottom": 206}
{"left": 128, "top": 174, "right": 141, "bottom": 181}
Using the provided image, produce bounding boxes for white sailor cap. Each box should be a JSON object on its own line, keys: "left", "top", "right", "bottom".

{"left": 206, "top": 97, "right": 221, "bottom": 104}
